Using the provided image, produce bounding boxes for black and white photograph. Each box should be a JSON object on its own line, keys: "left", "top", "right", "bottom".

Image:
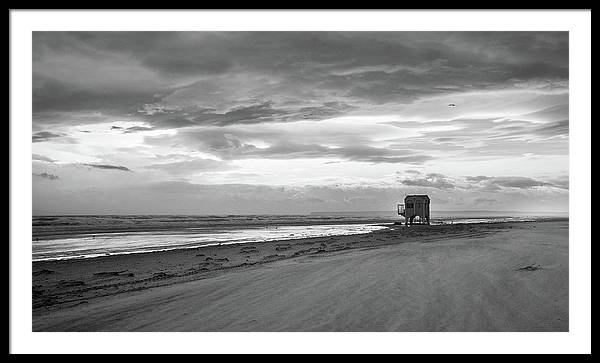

{"left": 10, "top": 10, "right": 591, "bottom": 354}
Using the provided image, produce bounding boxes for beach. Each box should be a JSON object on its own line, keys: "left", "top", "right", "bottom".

{"left": 32, "top": 220, "right": 568, "bottom": 332}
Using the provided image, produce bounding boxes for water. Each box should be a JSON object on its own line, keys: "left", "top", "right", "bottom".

{"left": 429, "top": 210, "right": 568, "bottom": 225}
{"left": 32, "top": 215, "right": 392, "bottom": 261}
{"left": 313, "top": 210, "right": 568, "bottom": 224}
{"left": 32, "top": 212, "right": 567, "bottom": 261}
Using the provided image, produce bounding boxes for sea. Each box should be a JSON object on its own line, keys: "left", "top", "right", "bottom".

{"left": 32, "top": 211, "right": 567, "bottom": 261}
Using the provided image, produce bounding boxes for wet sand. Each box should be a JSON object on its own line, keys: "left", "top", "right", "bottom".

{"left": 33, "top": 220, "right": 568, "bottom": 331}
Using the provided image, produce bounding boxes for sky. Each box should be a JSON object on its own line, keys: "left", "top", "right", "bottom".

{"left": 32, "top": 32, "right": 569, "bottom": 215}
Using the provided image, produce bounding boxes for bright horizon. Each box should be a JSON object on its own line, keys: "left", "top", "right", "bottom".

{"left": 32, "top": 32, "right": 569, "bottom": 215}
{"left": 32, "top": 209, "right": 569, "bottom": 217}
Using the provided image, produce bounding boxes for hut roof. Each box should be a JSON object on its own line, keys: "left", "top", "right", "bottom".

{"left": 405, "top": 194, "right": 430, "bottom": 200}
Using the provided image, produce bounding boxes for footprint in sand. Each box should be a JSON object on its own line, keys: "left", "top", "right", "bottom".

{"left": 206, "top": 257, "right": 229, "bottom": 263}
{"left": 57, "top": 280, "right": 85, "bottom": 287}
{"left": 261, "top": 254, "right": 286, "bottom": 262}
{"left": 151, "top": 272, "right": 177, "bottom": 280}
{"left": 33, "top": 269, "right": 56, "bottom": 276}
{"left": 93, "top": 270, "right": 128, "bottom": 277}
{"left": 240, "top": 247, "right": 259, "bottom": 254}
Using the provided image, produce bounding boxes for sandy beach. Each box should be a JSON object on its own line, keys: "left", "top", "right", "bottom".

{"left": 32, "top": 220, "right": 568, "bottom": 332}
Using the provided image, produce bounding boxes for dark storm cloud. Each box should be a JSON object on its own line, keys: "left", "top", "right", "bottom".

{"left": 83, "top": 163, "right": 132, "bottom": 171}
{"left": 33, "top": 32, "right": 568, "bottom": 128}
{"left": 294, "top": 102, "right": 356, "bottom": 120}
{"left": 51, "top": 32, "right": 238, "bottom": 76}
{"left": 186, "top": 101, "right": 288, "bottom": 127}
{"left": 33, "top": 77, "right": 162, "bottom": 114}
{"left": 137, "top": 101, "right": 356, "bottom": 129}
{"left": 49, "top": 31, "right": 567, "bottom": 76}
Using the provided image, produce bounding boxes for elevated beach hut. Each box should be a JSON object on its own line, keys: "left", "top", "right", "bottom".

{"left": 398, "top": 195, "right": 430, "bottom": 225}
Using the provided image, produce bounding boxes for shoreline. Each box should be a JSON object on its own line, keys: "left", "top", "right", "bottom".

{"left": 32, "top": 215, "right": 568, "bottom": 241}
{"left": 32, "top": 216, "right": 397, "bottom": 241}
{"left": 33, "top": 219, "right": 569, "bottom": 331}
{"left": 33, "top": 223, "right": 390, "bottom": 262}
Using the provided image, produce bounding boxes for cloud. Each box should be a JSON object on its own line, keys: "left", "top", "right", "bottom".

{"left": 110, "top": 124, "right": 155, "bottom": 133}
{"left": 547, "top": 175, "right": 569, "bottom": 189}
{"left": 518, "top": 104, "right": 568, "bottom": 122}
{"left": 401, "top": 173, "right": 455, "bottom": 189}
{"left": 33, "top": 32, "right": 568, "bottom": 129}
{"left": 32, "top": 131, "right": 65, "bottom": 142}
{"left": 491, "top": 177, "right": 552, "bottom": 188}
{"left": 32, "top": 154, "right": 55, "bottom": 162}
{"left": 385, "top": 115, "right": 569, "bottom": 158}
{"left": 33, "top": 172, "right": 59, "bottom": 180}
{"left": 177, "top": 101, "right": 288, "bottom": 127}
{"left": 137, "top": 101, "right": 356, "bottom": 129}
{"left": 398, "top": 173, "right": 566, "bottom": 193}
{"left": 143, "top": 158, "right": 233, "bottom": 175}
{"left": 209, "top": 140, "right": 431, "bottom": 164}
{"left": 33, "top": 178, "right": 569, "bottom": 215}
{"left": 473, "top": 198, "right": 499, "bottom": 205}
{"left": 30, "top": 32, "right": 569, "bottom": 215}
{"left": 466, "top": 175, "right": 490, "bottom": 183}
{"left": 244, "top": 143, "right": 432, "bottom": 164}
{"left": 533, "top": 119, "right": 569, "bottom": 137}
{"left": 33, "top": 75, "right": 162, "bottom": 115}
{"left": 83, "top": 163, "right": 132, "bottom": 171}
{"left": 122, "top": 126, "right": 154, "bottom": 133}
{"left": 147, "top": 127, "right": 433, "bottom": 165}
{"left": 466, "top": 175, "right": 553, "bottom": 190}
